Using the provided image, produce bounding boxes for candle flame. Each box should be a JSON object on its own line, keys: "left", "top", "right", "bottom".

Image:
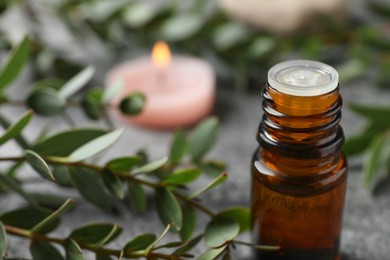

{"left": 151, "top": 41, "right": 171, "bottom": 69}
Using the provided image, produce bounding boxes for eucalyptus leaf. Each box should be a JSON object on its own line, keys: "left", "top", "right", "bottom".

{"left": 31, "top": 199, "right": 73, "bottom": 233}
{"left": 169, "top": 131, "right": 187, "bottom": 164}
{"left": 119, "top": 93, "right": 145, "bottom": 115}
{"left": 205, "top": 217, "right": 240, "bottom": 248}
{"left": 65, "top": 239, "right": 85, "bottom": 260}
{"left": 349, "top": 104, "right": 390, "bottom": 126}
{"left": 124, "top": 233, "right": 156, "bottom": 253}
{"left": 132, "top": 157, "right": 168, "bottom": 175}
{"left": 162, "top": 168, "right": 200, "bottom": 186}
{"left": 0, "top": 174, "right": 38, "bottom": 207}
{"left": 0, "top": 110, "right": 32, "bottom": 146}
{"left": 102, "top": 79, "right": 123, "bottom": 104}
{"left": 25, "top": 150, "right": 55, "bottom": 181}
{"left": 128, "top": 181, "right": 147, "bottom": 213}
{"left": 102, "top": 169, "right": 125, "bottom": 199}
{"left": 33, "top": 128, "right": 106, "bottom": 157}
{"left": 343, "top": 126, "right": 379, "bottom": 157}
{"left": 30, "top": 240, "right": 64, "bottom": 260}
{"left": 174, "top": 235, "right": 202, "bottom": 254}
{"left": 0, "top": 208, "right": 59, "bottom": 234}
{"left": 155, "top": 188, "right": 182, "bottom": 232}
{"left": 160, "top": 13, "right": 203, "bottom": 41}
{"left": 30, "top": 193, "right": 69, "bottom": 210}
{"left": 69, "top": 167, "right": 114, "bottom": 211}
{"left": 81, "top": 88, "right": 103, "bottom": 120}
{"left": 0, "top": 112, "right": 29, "bottom": 148}
{"left": 27, "top": 87, "right": 65, "bottom": 116}
{"left": 188, "top": 172, "right": 227, "bottom": 199}
{"left": 363, "top": 134, "right": 387, "bottom": 186}
{"left": 189, "top": 117, "right": 219, "bottom": 162}
{"left": 200, "top": 160, "right": 226, "bottom": 178}
{"left": 58, "top": 66, "right": 95, "bottom": 99}
{"left": 180, "top": 204, "right": 196, "bottom": 241}
{"left": 198, "top": 245, "right": 227, "bottom": 260}
{"left": 213, "top": 22, "right": 250, "bottom": 51}
{"left": 217, "top": 207, "right": 250, "bottom": 233}
{"left": 68, "top": 128, "right": 123, "bottom": 162}
{"left": 0, "top": 36, "right": 30, "bottom": 91}
{"left": 51, "top": 165, "right": 73, "bottom": 187}
{"left": 106, "top": 156, "right": 141, "bottom": 172}
{"left": 0, "top": 222, "right": 7, "bottom": 258}
{"left": 96, "top": 254, "right": 114, "bottom": 260}
{"left": 70, "top": 223, "right": 122, "bottom": 247}
{"left": 123, "top": 3, "right": 157, "bottom": 28}
{"left": 248, "top": 37, "right": 275, "bottom": 59}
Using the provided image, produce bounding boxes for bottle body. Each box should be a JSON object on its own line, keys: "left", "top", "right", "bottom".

{"left": 251, "top": 61, "right": 348, "bottom": 260}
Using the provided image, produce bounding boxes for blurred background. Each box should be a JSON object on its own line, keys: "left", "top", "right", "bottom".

{"left": 1, "top": 0, "right": 390, "bottom": 259}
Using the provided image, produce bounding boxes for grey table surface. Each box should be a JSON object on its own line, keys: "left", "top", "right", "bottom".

{"left": 0, "top": 66, "right": 389, "bottom": 260}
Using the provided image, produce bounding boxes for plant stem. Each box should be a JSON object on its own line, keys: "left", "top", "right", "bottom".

{"left": 4, "top": 224, "right": 175, "bottom": 259}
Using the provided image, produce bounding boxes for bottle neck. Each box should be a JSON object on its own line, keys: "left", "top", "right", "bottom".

{"left": 258, "top": 84, "right": 344, "bottom": 161}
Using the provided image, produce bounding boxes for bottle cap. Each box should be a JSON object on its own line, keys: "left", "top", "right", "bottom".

{"left": 268, "top": 60, "right": 339, "bottom": 96}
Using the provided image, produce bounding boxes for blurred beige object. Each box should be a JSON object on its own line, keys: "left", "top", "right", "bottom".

{"left": 218, "top": 0, "right": 347, "bottom": 34}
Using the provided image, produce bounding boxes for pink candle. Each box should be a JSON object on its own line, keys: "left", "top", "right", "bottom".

{"left": 105, "top": 42, "right": 215, "bottom": 129}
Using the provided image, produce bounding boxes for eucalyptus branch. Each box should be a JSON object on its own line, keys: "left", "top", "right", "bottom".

{"left": 3, "top": 224, "right": 179, "bottom": 259}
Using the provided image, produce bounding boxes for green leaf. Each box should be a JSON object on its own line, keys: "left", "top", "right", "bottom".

{"left": 180, "top": 204, "right": 196, "bottom": 241}
{"left": 200, "top": 160, "right": 226, "bottom": 178}
{"left": 102, "top": 79, "right": 123, "bottom": 104}
{"left": 31, "top": 199, "right": 73, "bottom": 233}
{"left": 198, "top": 245, "right": 227, "bottom": 260}
{"left": 160, "top": 13, "right": 204, "bottom": 41}
{"left": 363, "top": 134, "right": 387, "bottom": 186}
{"left": 96, "top": 254, "right": 114, "bottom": 260}
{"left": 349, "top": 104, "right": 390, "bottom": 127}
{"left": 124, "top": 233, "right": 156, "bottom": 253}
{"left": 30, "top": 193, "right": 69, "bottom": 210}
{"left": 33, "top": 128, "right": 106, "bottom": 157}
{"left": 106, "top": 156, "right": 141, "bottom": 172}
{"left": 205, "top": 217, "right": 240, "bottom": 248}
{"left": 27, "top": 88, "right": 65, "bottom": 116}
{"left": 0, "top": 208, "right": 59, "bottom": 234}
{"left": 30, "top": 240, "right": 64, "bottom": 260}
{"left": 174, "top": 235, "right": 202, "bottom": 254}
{"left": 128, "top": 181, "right": 147, "bottom": 213}
{"left": 0, "top": 174, "right": 38, "bottom": 207}
{"left": 217, "top": 207, "right": 250, "bottom": 233}
{"left": 189, "top": 117, "right": 219, "bottom": 162}
{"left": 188, "top": 172, "right": 228, "bottom": 199}
{"left": 0, "top": 112, "right": 29, "bottom": 148}
{"left": 25, "top": 150, "right": 55, "bottom": 181}
{"left": 65, "top": 239, "right": 85, "bottom": 260}
{"left": 70, "top": 223, "right": 122, "bottom": 247}
{"left": 248, "top": 37, "right": 275, "bottom": 59}
{"left": 123, "top": 3, "right": 158, "bottom": 28}
{"left": 102, "top": 169, "right": 125, "bottom": 199}
{"left": 0, "top": 110, "right": 33, "bottom": 146}
{"left": 169, "top": 131, "right": 187, "bottom": 164}
{"left": 155, "top": 188, "right": 182, "bottom": 232}
{"left": 69, "top": 167, "right": 114, "bottom": 211}
{"left": 0, "top": 36, "right": 30, "bottom": 91}
{"left": 213, "top": 22, "right": 250, "bottom": 51}
{"left": 119, "top": 92, "right": 145, "bottom": 115}
{"left": 51, "top": 165, "right": 73, "bottom": 187}
{"left": 343, "top": 126, "right": 378, "bottom": 157}
{"left": 132, "top": 157, "right": 168, "bottom": 175}
{"left": 162, "top": 168, "right": 200, "bottom": 186}
{"left": 58, "top": 66, "right": 95, "bottom": 99}
{"left": 81, "top": 88, "right": 103, "bottom": 120}
{"left": 0, "top": 222, "right": 7, "bottom": 258}
{"left": 145, "top": 224, "right": 173, "bottom": 252}
{"left": 68, "top": 128, "right": 123, "bottom": 162}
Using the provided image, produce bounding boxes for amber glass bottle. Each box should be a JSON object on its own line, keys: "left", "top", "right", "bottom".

{"left": 251, "top": 60, "right": 348, "bottom": 260}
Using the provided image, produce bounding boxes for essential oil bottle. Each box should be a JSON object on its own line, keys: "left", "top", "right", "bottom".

{"left": 251, "top": 60, "right": 348, "bottom": 260}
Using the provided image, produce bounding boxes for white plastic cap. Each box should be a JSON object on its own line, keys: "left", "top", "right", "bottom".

{"left": 268, "top": 60, "right": 339, "bottom": 96}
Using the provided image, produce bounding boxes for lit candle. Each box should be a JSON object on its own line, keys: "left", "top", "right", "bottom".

{"left": 105, "top": 42, "right": 215, "bottom": 129}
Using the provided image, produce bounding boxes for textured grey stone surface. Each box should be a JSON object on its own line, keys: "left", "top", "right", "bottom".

{"left": 1, "top": 68, "right": 390, "bottom": 259}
